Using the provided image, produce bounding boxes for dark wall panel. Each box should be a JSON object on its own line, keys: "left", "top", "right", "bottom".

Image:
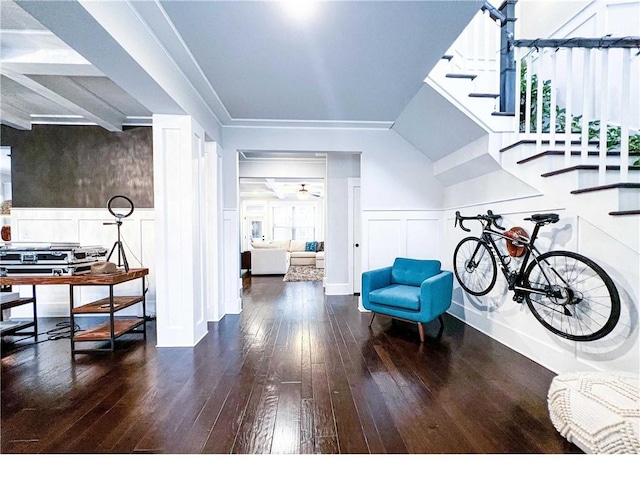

{"left": 1, "top": 125, "right": 153, "bottom": 208}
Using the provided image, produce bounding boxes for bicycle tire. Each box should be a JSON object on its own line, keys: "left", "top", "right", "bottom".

{"left": 523, "top": 251, "right": 620, "bottom": 341}
{"left": 453, "top": 237, "right": 497, "bottom": 296}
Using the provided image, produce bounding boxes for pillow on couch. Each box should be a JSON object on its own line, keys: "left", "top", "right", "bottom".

{"left": 290, "top": 240, "right": 307, "bottom": 252}
{"left": 305, "top": 241, "right": 318, "bottom": 252}
{"left": 316, "top": 241, "right": 324, "bottom": 252}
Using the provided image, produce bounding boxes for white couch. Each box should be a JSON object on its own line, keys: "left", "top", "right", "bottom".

{"left": 250, "top": 239, "right": 324, "bottom": 274}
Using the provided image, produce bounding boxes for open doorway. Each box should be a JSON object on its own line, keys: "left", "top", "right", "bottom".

{"left": 238, "top": 151, "right": 326, "bottom": 278}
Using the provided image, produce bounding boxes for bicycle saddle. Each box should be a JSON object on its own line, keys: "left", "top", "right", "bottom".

{"left": 525, "top": 213, "right": 560, "bottom": 224}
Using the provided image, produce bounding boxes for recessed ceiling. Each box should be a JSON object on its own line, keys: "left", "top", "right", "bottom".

{"left": 160, "top": 0, "right": 482, "bottom": 123}
{"left": 1, "top": 0, "right": 483, "bottom": 131}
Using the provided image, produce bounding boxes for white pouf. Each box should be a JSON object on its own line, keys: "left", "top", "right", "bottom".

{"left": 548, "top": 371, "right": 640, "bottom": 454}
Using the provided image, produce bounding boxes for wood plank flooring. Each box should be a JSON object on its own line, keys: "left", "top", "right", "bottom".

{"left": 1, "top": 274, "right": 581, "bottom": 455}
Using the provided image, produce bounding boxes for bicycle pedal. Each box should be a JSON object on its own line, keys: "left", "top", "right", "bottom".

{"left": 513, "top": 294, "right": 525, "bottom": 303}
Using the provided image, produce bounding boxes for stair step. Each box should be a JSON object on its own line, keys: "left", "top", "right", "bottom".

{"left": 570, "top": 182, "right": 640, "bottom": 195}
{"left": 518, "top": 150, "right": 624, "bottom": 165}
{"left": 492, "top": 111, "right": 515, "bottom": 117}
{"left": 541, "top": 165, "right": 640, "bottom": 178}
{"left": 469, "top": 93, "right": 500, "bottom": 98}
{"left": 609, "top": 210, "right": 640, "bottom": 216}
{"left": 445, "top": 73, "right": 477, "bottom": 80}
{"left": 501, "top": 139, "right": 599, "bottom": 153}
{"left": 441, "top": 54, "right": 453, "bottom": 61}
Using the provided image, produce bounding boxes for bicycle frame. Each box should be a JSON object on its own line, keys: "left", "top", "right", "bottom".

{"left": 470, "top": 220, "right": 555, "bottom": 299}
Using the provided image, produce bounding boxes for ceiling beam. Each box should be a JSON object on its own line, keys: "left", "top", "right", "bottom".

{"left": 2, "top": 60, "right": 103, "bottom": 77}
{"left": 29, "top": 75, "right": 126, "bottom": 128}
{"left": 14, "top": 0, "right": 187, "bottom": 129}
{"left": 0, "top": 102, "right": 32, "bottom": 130}
{"left": 1, "top": 68, "right": 124, "bottom": 131}
{"left": 16, "top": 0, "right": 222, "bottom": 141}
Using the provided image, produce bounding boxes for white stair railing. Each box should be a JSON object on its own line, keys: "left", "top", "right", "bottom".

{"left": 514, "top": 41, "right": 640, "bottom": 185}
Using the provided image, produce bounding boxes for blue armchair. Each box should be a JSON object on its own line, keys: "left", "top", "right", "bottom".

{"left": 361, "top": 258, "right": 453, "bottom": 342}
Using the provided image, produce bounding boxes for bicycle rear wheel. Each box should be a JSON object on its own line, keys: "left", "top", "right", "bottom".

{"left": 523, "top": 251, "right": 620, "bottom": 341}
{"left": 453, "top": 237, "right": 497, "bottom": 296}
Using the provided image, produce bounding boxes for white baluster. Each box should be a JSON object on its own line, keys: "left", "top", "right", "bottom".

{"left": 525, "top": 51, "right": 533, "bottom": 138}
{"left": 565, "top": 48, "right": 573, "bottom": 168}
{"left": 620, "top": 48, "right": 631, "bottom": 183}
{"left": 536, "top": 49, "right": 545, "bottom": 152}
{"left": 598, "top": 49, "right": 609, "bottom": 186}
{"left": 514, "top": 48, "right": 522, "bottom": 136}
{"left": 581, "top": 49, "right": 592, "bottom": 165}
{"left": 550, "top": 50, "right": 558, "bottom": 149}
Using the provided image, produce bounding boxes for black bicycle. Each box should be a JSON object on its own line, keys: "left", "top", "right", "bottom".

{"left": 453, "top": 210, "right": 620, "bottom": 341}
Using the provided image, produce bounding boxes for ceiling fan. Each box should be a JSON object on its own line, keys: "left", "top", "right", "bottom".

{"left": 298, "top": 184, "right": 322, "bottom": 198}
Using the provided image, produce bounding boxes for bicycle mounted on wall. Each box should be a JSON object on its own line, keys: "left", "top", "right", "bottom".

{"left": 453, "top": 210, "right": 620, "bottom": 342}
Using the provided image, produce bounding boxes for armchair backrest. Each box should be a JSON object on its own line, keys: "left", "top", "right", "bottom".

{"left": 391, "top": 258, "right": 441, "bottom": 287}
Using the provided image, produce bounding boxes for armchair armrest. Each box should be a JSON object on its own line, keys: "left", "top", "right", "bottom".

{"left": 420, "top": 270, "right": 453, "bottom": 318}
{"left": 362, "top": 267, "right": 392, "bottom": 309}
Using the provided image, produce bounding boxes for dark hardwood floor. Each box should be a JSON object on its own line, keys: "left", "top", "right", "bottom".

{"left": 1, "top": 274, "right": 581, "bottom": 455}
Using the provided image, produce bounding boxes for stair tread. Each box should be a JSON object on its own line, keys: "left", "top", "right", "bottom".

{"left": 571, "top": 182, "right": 640, "bottom": 194}
{"left": 445, "top": 73, "right": 477, "bottom": 80}
{"left": 517, "top": 150, "right": 637, "bottom": 164}
{"left": 500, "top": 139, "right": 600, "bottom": 153}
{"left": 542, "top": 165, "right": 640, "bottom": 177}
{"left": 492, "top": 111, "right": 515, "bottom": 116}
{"left": 609, "top": 210, "right": 640, "bottom": 216}
{"left": 441, "top": 55, "right": 453, "bottom": 61}
{"left": 469, "top": 93, "right": 500, "bottom": 98}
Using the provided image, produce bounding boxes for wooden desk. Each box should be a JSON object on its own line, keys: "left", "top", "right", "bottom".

{"left": 0, "top": 268, "right": 148, "bottom": 355}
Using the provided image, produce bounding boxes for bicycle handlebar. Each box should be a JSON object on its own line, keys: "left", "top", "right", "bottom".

{"left": 455, "top": 210, "right": 505, "bottom": 232}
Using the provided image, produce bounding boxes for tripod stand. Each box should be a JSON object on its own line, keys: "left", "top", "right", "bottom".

{"left": 104, "top": 195, "right": 134, "bottom": 272}
{"left": 105, "top": 216, "right": 129, "bottom": 272}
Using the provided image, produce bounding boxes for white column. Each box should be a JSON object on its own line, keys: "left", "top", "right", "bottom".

{"left": 153, "top": 114, "right": 208, "bottom": 347}
{"left": 203, "top": 141, "right": 221, "bottom": 322}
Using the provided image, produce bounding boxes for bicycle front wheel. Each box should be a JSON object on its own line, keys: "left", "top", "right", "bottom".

{"left": 453, "top": 237, "right": 497, "bottom": 296}
{"left": 523, "top": 251, "right": 620, "bottom": 341}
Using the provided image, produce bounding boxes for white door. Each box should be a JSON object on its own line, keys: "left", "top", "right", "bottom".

{"left": 353, "top": 185, "right": 361, "bottom": 294}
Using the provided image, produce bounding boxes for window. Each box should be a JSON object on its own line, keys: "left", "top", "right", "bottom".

{"left": 272, "top": 204, "right": 315, "bottom": 241}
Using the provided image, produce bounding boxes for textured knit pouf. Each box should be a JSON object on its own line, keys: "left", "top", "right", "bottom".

{"left": 548, "top": 371, "right": 640, "bottom": 453}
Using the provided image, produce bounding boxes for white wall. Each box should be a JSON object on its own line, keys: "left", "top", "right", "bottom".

{"left": 441, "top": 168, "right": 639, "bottom": 375}
{"left": 221, "top": 126, "right": 443, "bottom": 310}
{"left": 8, "top": 207, "right": 155, "bottom": 319}
{"left": 517, "top": 0, "right": 591, "bottom": 38}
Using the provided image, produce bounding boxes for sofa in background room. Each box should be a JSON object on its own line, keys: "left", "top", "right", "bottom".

{"left": 250, "top": 239, "right": 325, "bottom": 274}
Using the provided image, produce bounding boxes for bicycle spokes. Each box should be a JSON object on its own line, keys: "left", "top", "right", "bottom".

{"left": 453, "top": 238, "right": 497, "bottom": 297}
{"left": 524, "top": 251, "right": 619, "bottom": 341}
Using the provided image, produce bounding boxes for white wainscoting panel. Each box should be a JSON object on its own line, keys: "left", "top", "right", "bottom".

{"left": 7, "top": 208, "right": 155, "bottom": 319}
{"left": 362, "top": 211, "right": 443, "bottom": 274}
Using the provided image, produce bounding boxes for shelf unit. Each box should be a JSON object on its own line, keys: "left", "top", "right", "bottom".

{"left": 69, "top": 270, "right": 147, "bottom": 354}
{"left": 0, "top": 268, "right": 148, "bottom": 355}
{"left": 0, "top": 286, "right": 37, "bottom": 339}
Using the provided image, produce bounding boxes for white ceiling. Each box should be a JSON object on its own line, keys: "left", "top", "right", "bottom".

{"left": 0, "top": 0, "right": 484, "bottom": 131}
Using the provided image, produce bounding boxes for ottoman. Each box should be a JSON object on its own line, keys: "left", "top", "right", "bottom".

{"left": 548, "top": 371, "right": 640, "bottom": 453}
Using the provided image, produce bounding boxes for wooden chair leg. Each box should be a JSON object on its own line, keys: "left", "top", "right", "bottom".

{"left": 417, "top": 323, "right": 425, "bottom": 343}
{"left": 436, "top": 315, "right": 445, "bottom": 340}
{"left": 368, "top": 312, "right": 376, "bottom": 327}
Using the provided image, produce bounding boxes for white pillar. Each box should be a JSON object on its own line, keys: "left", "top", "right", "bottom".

{"left": 153, "top": 114, "right": 208, "bottom": 347}
{"left": 204, "top": 141, "right": 221, "bottom": 323}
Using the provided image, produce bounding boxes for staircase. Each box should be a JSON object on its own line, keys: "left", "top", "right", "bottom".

{"left": 400, "top": 2, "right": 640, "bottom": 252}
